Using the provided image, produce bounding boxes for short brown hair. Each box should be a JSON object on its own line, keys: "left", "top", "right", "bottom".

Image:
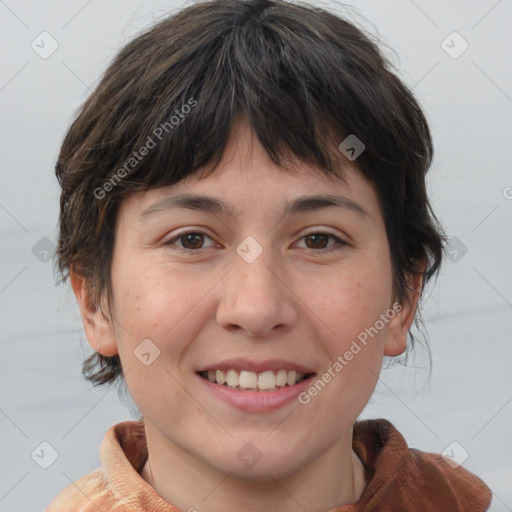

{"left": 54, "top": 0, "right": 446, "bottom": 390}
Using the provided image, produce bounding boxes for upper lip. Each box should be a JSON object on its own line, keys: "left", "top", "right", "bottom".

{"left": 198, "top": 358, "right": 316, "bottom": 374}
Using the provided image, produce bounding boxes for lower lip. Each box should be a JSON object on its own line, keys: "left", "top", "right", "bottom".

{"left": 197, "top": 373, "right": 316, "bottom": 413}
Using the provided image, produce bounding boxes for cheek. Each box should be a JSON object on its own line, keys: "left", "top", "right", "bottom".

{"left": 297, "top": 268, "right": 393, "bottom": 437}
{"left": 305, "top": 258, "right": 393, "bottom": 351}
{"left": 113, "top": 259, "right": 191, "bottom": 332}
{"left": 109, "top": 264, "right": 206, "bottom": 419}
{"left": 302, "top": 257, "right": 394, "bottom": 416}
{"left": 110, "top": 260, "right": 216, "bottom": 369}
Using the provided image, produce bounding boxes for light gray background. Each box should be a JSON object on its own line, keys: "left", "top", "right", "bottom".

{"left": 1, "top": 0, "right": 511, "bottom": 510}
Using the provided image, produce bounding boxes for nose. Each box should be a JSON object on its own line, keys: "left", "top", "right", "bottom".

{"left": 216, "top": 245, "right": 298, "bottom": 338}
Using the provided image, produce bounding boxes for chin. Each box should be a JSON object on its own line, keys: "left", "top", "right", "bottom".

{"left": 207, "top": 446, "right": 310, "bottom": 482}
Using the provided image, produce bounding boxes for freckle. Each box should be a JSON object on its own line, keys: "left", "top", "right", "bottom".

{"left": 152, "top": 323, "right": 158, "bottom": 328}
{"left": 137, "top": 307, "right": 141, "bottom": 311}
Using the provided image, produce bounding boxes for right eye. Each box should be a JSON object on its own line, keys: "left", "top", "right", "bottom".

{"left": 163, "top": 230, "right": 217, "bottom": 252}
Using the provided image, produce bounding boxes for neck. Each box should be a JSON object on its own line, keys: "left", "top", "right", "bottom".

{"left": 140, "top": 420, "right": 367, "bottom": 512}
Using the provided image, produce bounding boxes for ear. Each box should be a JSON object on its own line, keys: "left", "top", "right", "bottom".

{"left": 70, "top": 269, "right": 118, "bottom": 357}
{"left": 383, "top": 264, "right": 426, "bottom": 357}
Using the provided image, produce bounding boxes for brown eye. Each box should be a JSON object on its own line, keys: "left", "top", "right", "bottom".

{"left": 179, "top": 233, "right": 205, "bottom": 249}
{"left": 296, "top": 231, "right": 347, "bottom": 253}
{"left": 164, "top": 231, "right": 216, "bottom": 251}
{"left": 304, "top": 233, "right": 330, "bottom": 250}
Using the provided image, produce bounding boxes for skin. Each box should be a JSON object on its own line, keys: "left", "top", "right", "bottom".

{"left": 71, "top": 116, "right": 423, "bottom": 512}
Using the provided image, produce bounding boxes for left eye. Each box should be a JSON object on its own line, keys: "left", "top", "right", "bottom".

{"left": 295, "top": 232, "right": 346, "bottom": 252}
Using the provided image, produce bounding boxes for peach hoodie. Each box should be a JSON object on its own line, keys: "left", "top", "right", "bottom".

{"left": 47, "top": 418, "right": 492, "bottom": 511}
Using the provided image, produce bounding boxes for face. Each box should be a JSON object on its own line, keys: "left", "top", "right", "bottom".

{"left": 75, "top": 117, "right": 417, "bottom": 481}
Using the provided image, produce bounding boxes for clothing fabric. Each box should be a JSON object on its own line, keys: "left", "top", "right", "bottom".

{"left": 46, "top": 418, "right": 492, "bottom": 511}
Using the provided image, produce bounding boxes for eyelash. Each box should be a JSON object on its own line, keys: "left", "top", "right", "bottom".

{"left": 163, "top": 230, "right": 348, "bottom": 254}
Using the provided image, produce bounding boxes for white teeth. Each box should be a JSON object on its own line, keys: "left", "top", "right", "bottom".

{"left": 257, "top": 371, "right": 275, "bottom": 389}
{"left": 216, "top": 370, "right": 226, "bottom": 385}
{"left": 239, "top": 370, "right": 258, "bottom": 389}
{"left": 202, "top": 369, "right": 309, "bottom": 391}
{"left": 226, "top": 369, "right": 238, "bottom": 387}
{"left": 276, "top": 369, "right": 287, "bottom": 387}
{"left": 286, "top": 370, "right": 297, "bottom": 386}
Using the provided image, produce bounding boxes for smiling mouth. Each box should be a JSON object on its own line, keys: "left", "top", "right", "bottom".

{"left": 197, "top": 369, "right": 315, "bottom": 392}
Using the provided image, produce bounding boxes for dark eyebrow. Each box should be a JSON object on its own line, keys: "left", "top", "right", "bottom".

{"left": 284, "top": 194, "right": 369, "bottom": 218}
{"left": 140, "top": 194, "right": 235, "bottom": 218}
{"left": 139, "top": 193, "right": 369, "bottom": 220}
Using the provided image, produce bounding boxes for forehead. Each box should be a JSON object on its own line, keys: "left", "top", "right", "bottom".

{"left": 118, "top": 118, "right": 380, "bottom": 223}
{"left": 117, "top": 170, "right": 381, "bottom": 242}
